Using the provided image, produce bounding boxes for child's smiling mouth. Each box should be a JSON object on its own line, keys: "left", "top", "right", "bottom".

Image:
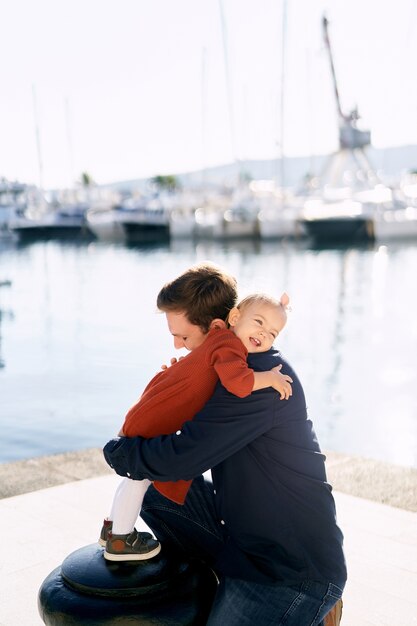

{"left": 249, "top": 337, "right": 261, "bottom": 347}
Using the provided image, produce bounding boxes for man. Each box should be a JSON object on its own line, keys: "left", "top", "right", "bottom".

{"left": 104, "top": 269, "right": 346, "bottom": 624}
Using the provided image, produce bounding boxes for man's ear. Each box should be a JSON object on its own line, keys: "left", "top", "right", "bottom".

{"left": 210, "top": 318, "right": 227, "bottom": 330}
{"left": 227, "top": 307, "right": 240, "bottom": 327}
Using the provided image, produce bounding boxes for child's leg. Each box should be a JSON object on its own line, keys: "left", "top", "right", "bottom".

{"left": 104, "top": 477, "right": 161, "bottom": 561}
{"left": 110, "top": 477, "right": 151, "bottom": 535}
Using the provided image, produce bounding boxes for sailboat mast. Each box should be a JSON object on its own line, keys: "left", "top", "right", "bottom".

{"left": 218, "top": 0, "right": 239, "bottom": 177}
{"left": 201, "top": 47, "right": 207, "bottom": 190}
{"left": 32, "top": 84, "right": 44, "bottom": 191}
{"left": 65, "top": 97, "right": 75, "bottom": 190}
{"left": 279, "top": 0, "right": 287, "bottom": 192}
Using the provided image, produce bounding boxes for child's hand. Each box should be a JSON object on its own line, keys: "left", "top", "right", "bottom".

{"left": 270, "top": 365, "right": 293, "bottom": 400}
{"left": 161, "top": 357, "right": 183, "bottom": 370}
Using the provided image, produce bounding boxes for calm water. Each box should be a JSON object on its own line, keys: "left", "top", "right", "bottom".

{"left": 0, "top": 236, "right": 416, "bottom": 468}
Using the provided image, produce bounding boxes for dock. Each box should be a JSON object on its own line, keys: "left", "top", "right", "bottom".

{"left": 0, "top": 449, "right": 416, "bottom": 625}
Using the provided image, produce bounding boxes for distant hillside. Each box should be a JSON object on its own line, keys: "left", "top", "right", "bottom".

{"left": 106, "top": 144, "right": 417, "bottom": 192}
{"left": 177, "top": 145, "right": 417, "bottom": 189}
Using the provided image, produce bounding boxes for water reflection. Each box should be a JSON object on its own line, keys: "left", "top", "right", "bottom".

{"left": 0, "top": 237, "right": 416, "bottom": 467}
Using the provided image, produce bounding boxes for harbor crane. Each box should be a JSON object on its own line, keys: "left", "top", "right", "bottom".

{"left": 319, "top": 14, "right": 377, "bottom": 189}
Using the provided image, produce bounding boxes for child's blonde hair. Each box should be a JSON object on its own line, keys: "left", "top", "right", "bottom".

{"left": 228, "top": 292, "right": 290, "bottom": 325}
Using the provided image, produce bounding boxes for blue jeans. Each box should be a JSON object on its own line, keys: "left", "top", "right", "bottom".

{"left": 141, "top": 477, "right": 343, "bottom": 625}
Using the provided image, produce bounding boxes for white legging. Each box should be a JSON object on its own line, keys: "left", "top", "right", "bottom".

{"left": 109, "top": 477, "right": 152, "bottom": 535}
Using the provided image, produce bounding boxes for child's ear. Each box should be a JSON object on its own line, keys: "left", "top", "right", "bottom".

{"left": 280, "top": 292, "right": 290, "bottom": 308}
{"left": 227, "top": 307, "right": 240, "bottom": 327}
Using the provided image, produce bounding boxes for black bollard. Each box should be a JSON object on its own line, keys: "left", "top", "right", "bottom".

{"left": 38, "top": 543, "right": 218, "bottom": 625}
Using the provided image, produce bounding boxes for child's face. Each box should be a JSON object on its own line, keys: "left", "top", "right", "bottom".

{"left": 165, "top": 311, "right": 207, "bottom": 351}
{"left": 228, "top": 302, "right": 286, "bottom": 353}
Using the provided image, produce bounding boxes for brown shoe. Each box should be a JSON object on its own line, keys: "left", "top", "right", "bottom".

{"left": 98, "top": 519, "right": 113, "bottom": 547}
{"left": 104, "top": 528, "right": 161, "bottom": 562}
{"left": 324, "top": 598, "right": 343, "bottom": 626}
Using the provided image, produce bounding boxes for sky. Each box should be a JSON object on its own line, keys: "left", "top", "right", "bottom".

{"left": 1, "top": 0, "right": 416, "bottom": 190}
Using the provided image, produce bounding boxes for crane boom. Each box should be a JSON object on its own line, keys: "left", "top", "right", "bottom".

{"left": 322, "top": 15, "right": 344, "bottom": 122}
{"left": 322, "top": 14, "right": 371, "bottom": 150}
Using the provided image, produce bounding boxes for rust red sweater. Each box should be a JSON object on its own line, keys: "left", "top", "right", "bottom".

{"left": 122, "top": 327, "right": 254, "bottom": 504}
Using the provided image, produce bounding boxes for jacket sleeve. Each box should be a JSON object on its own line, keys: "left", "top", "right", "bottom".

{"left": 103, "top": 384, "right": 275, "bottom": 482}
{"left": 210, "top": 339, "right": 254, "bottom": 398}
{"left": 213, "top": 347, "right": 255, "bottom": 398}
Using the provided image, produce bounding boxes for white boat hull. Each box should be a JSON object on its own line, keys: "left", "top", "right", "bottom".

{"left": 86, "top": 209, "right": 126, "bottom": 242}
{"left": 373, "top": 207, "right": 417, "bottom": 241}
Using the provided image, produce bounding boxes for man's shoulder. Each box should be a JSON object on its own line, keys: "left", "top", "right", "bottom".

{"left": 247, "top": 348, "right": 284, "bottom": 371}
{"left": 248, "top": 349, "right": 300, "bottom": 387}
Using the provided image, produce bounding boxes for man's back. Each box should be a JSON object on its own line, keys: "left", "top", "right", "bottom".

{"left": 206, "top": 349, "right": 346, "bottom": 586}
{"left": 104, "top": 347, "right": 346, "bottom": 587}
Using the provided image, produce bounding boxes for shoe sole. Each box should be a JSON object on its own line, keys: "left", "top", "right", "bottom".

{"left": 103, "top": 543, "right": 161, "bottom": 562}
{"left": 98, "top": 538, "right": 106, "bottom": 547}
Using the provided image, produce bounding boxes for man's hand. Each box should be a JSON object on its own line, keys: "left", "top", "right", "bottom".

{"left": 269, "top": 365, "right": 293, "bottom": 400}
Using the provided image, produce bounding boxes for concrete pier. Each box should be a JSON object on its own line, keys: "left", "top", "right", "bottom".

{"left": 0, "top": 449, "right": 416, "bottom": 625}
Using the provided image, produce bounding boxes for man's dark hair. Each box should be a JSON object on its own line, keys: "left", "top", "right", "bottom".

{"left": 157, "top": 262, "right": 238, "bottom": 333}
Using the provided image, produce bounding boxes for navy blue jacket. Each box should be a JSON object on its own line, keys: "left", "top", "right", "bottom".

{"left": 104, "top": 348, "right": 347, "bottom": 587}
